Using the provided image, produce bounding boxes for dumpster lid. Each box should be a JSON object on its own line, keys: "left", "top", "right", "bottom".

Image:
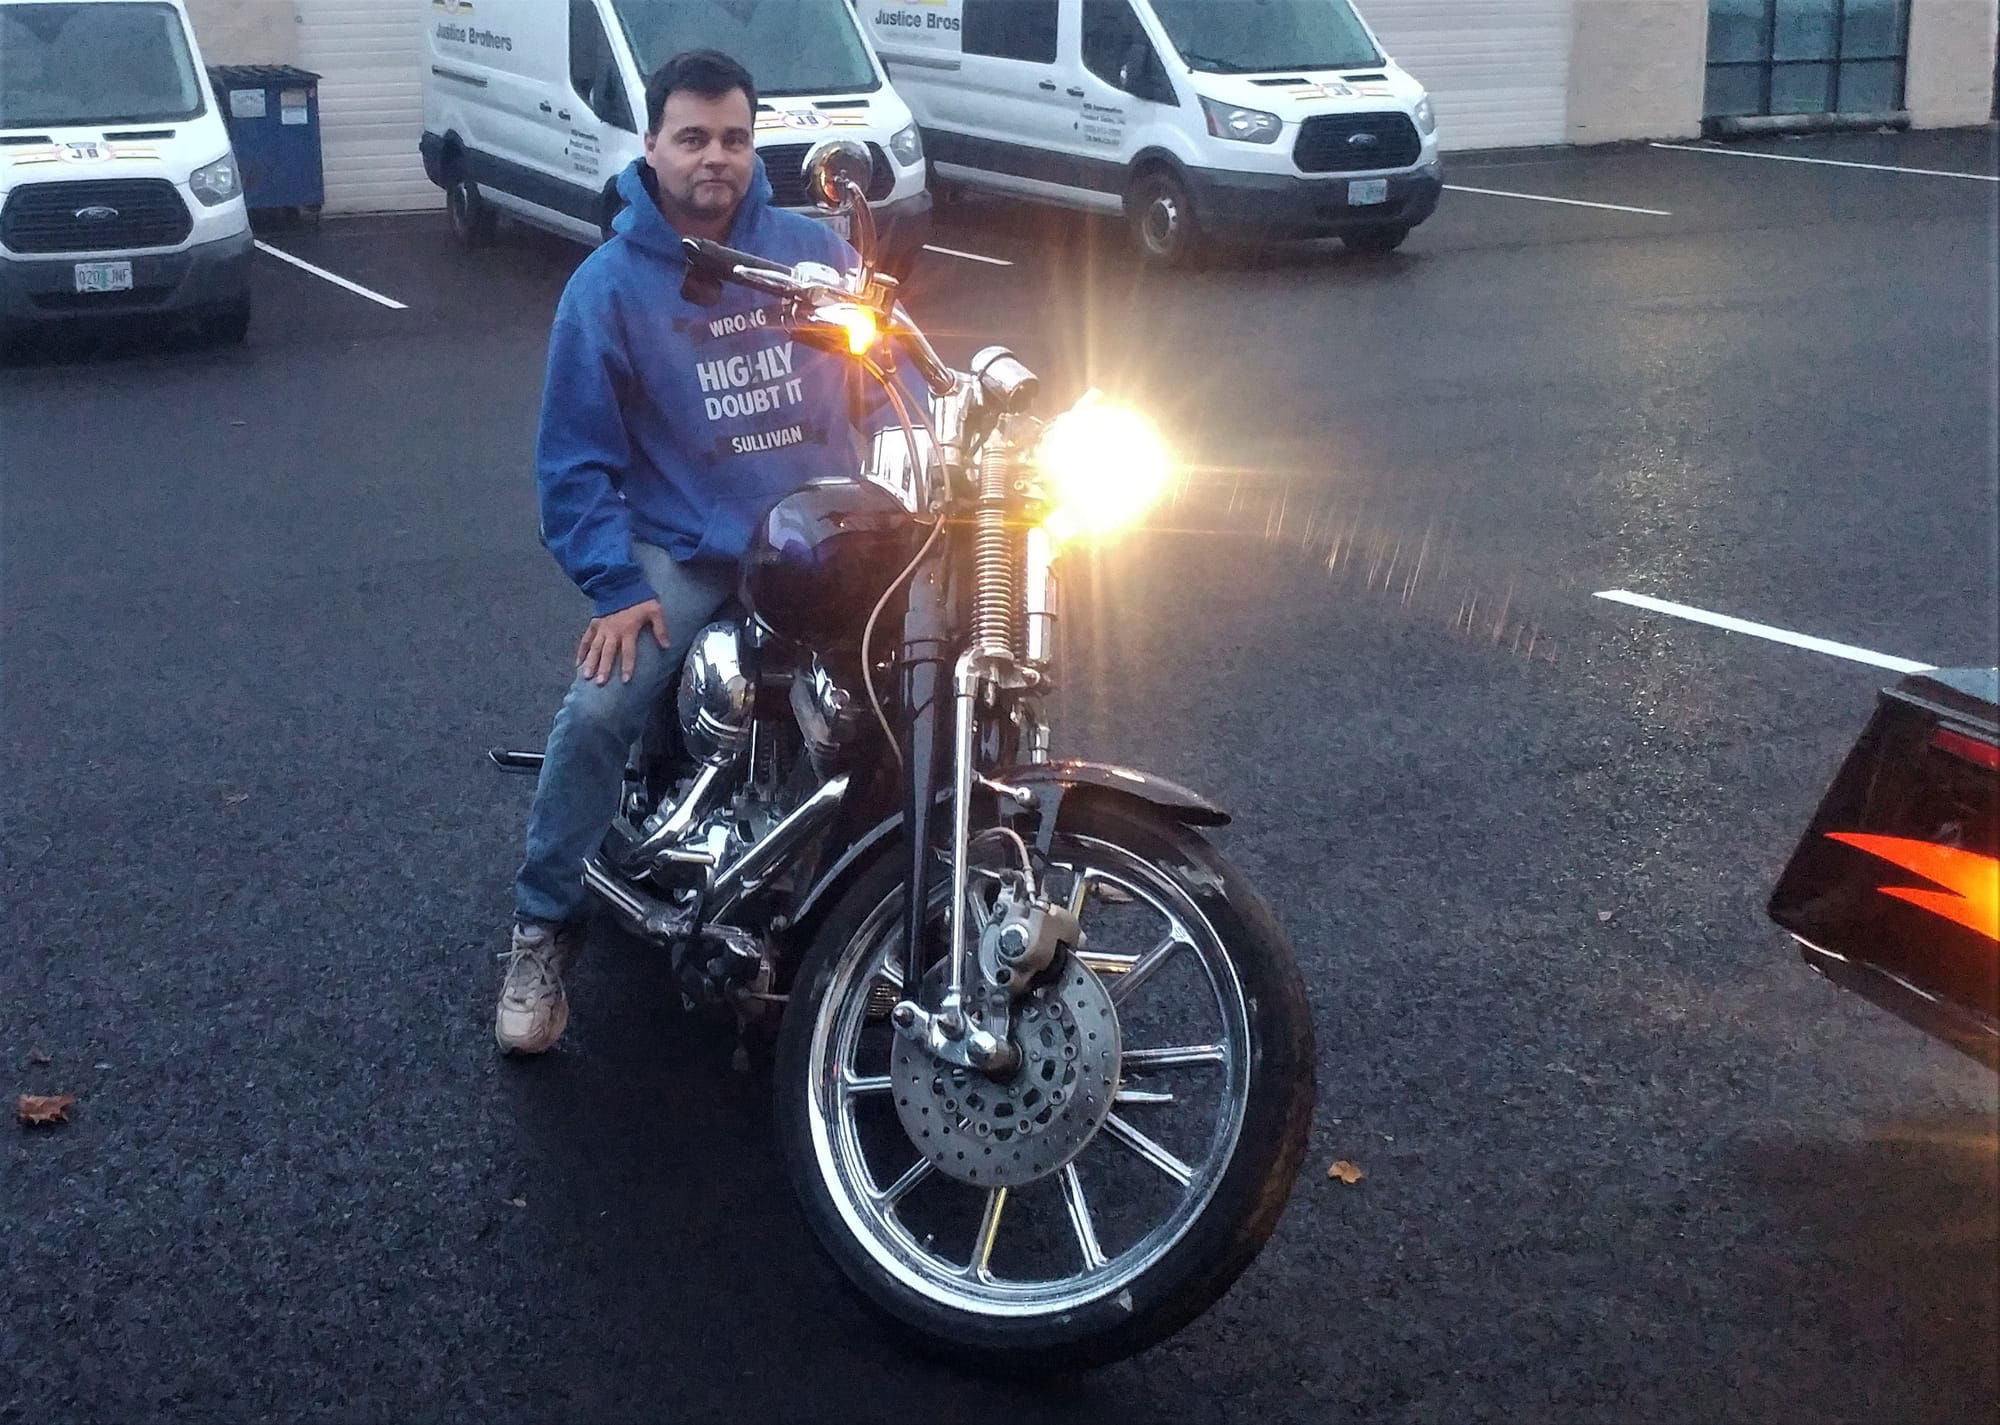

{"left": 1890, "top": 665, "right": 2000, "bottom": 736}
{"left": 208, "top": 65, "right": 321, "bottom": 88}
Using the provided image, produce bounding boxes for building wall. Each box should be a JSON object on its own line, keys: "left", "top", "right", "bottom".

{"left": 1907, "top": 0, "right": 2000, "bottom": 127}
{"left": 1565, "top": 0, "right": 1995, "bottom": 142}
{"left": 1566, "top": 0, "right": 1708, "bottom": 144}
{"left": 184, "top": 0, "right": 299, "bottom": 67}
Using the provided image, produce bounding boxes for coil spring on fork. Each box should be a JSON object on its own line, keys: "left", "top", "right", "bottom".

{"left": 971, "top": 442, "right": 1021, "bottom": 659}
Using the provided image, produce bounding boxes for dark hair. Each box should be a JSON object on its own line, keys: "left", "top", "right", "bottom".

{"left": 645, "top": 50, "right": 758, "bottom": 136}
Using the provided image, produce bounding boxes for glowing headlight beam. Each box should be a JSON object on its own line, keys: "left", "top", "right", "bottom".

{"left": 1032, "top": 393, "right": 1172, "bottom": 540}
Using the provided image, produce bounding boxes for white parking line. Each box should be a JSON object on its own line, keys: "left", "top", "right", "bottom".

{"left": 1650, "top": 141, "right": 2000, "bottom": 183}
{"left": 252, "top": 240, "right": 409, "bottom": 310}
{"left": 922, "top": 243, "right": 1014, "bottom": 267}
{"left": 1444, "top": 184, "right": 1672, "bottom": 217}
{"left": 1595, "top": 589, "right": 1934, "bottom": 673}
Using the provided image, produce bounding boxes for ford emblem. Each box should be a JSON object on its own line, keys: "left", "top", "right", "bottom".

{"left": 1346, "top": 132, "right": 1379, "bottom": 147}
{"left": 75, "top": 204, "right": 120, "bottom": 221}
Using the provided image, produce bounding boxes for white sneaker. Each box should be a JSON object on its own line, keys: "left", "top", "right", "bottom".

{"left": 495, "top": 921, "right": 581, "bottom": 1055}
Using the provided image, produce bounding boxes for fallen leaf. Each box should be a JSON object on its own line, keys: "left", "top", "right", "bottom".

{"left": 28, "top": 1047, "right": 51, "bottom": 1066}
{"left": 1597, "top": 910, "right": 1615, "bottom": 923}
{"left": 224, "top": 792, "right": 250, "bottom": 806}
{"left": 506, "top": 1197, "right": 527, "bottom": 1208}
{"left": 17, "top": 1093, "right": 76, "bottom": 1126}
{"left": 1327, "top": 1160, "right": 1365, "bottom": 1185}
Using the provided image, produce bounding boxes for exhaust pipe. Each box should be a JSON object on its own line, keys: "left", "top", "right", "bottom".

{"left": 709, "top": 773, "right": 849, "bottom": 911}
{"left": 585, "top": 772, "right": 849, "bottom": 941}
{"left": 582, "top": 857, "right": 764, "bottom": 984}
{"left": 581, "top": 857, "right": 688, "bottom": 941}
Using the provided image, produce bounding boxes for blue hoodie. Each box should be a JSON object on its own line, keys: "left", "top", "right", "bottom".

{"left": 536, "top": 157, "right": 873, "bottom": 616}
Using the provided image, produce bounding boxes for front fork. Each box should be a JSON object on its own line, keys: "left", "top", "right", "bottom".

{"left": 893, "top": 525, "right": 1062, "bottom": 1076}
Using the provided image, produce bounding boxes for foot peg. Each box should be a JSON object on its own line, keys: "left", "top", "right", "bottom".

{"left": 489, "top": 748, "right": 545, "bottom": 775}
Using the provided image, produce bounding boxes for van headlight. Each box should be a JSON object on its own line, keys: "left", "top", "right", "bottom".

{"left": 190, "top": 154, "right": 242, "bottom": 206}
{"left": 1199, "top": 97, "right": 1281, "bottom": 145}
{"left": 1414, "top": 97, "right": 1437, "bottom": 136}
{"left": 890, "top": 123, "right": 923, "bottom": 166}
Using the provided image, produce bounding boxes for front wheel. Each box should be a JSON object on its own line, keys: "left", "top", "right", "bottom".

{"left": 1126, "top": 169, "right": 1204, "bottom": 268}
{"left": 446, "top": 175, "right": 497, "bottom": 248}
{"left": 775, "top": 793, "right": 1316, "bottom": 1370}
{"left": 1341, "top": 223, "right": 1411, "bottom": 255}
{"left": 201, "top": 294, "right": 252, "bottom": 346}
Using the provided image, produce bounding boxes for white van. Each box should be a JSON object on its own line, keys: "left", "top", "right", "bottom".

{"left": 421, "top": 0, "right": 933, "bottom": 274}
{"left": 865, "top": 0, "right": 1442, "bottom": 262}
{"left": 0, "top": 0, "right": 252, "bottom": 347}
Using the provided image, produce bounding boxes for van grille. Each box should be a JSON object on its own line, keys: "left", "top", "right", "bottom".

{"left": 1293, "top": 112, "right": 1422, "bottom": 173}
{"left": 760, "top": 142, "right": 897, "bottom": 208}
{"left": 1, "top": 179, "right": 193, "bottom": 254}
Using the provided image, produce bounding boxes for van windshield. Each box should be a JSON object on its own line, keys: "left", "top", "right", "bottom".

{"left": 0, "top": 2, "right": 205, "bottom": 128}
{"left": 610, "top": 0, "right": 879, "bottom": 99}
{"left": 1150, "top": 0, "right": 1380, "bottom": 74}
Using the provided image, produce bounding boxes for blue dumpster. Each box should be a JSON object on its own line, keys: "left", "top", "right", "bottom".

{"left": 207, "top": 65, "right": 325, "bottom": 222}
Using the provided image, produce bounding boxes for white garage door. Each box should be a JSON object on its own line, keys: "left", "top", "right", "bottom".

{"left": 296, "top": 0, "right": 439, "bottom": 212}
{"left": 1362, "top": 0, "right": 1574, "bottom": 150}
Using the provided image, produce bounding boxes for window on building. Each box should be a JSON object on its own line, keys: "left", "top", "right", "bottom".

{"left": 1705, "top": 0, "right": 1909, "bottom": 119}
{"left": 963, "top": 0, "right": 1059, "bottom": 64}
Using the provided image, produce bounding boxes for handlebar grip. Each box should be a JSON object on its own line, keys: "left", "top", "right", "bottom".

{"left": 682, "top": 237, "right": 791, "bottom": 280}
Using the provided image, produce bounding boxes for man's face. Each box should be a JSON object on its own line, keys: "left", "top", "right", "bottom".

{"left": 644, "top": 88, "right": 755, "bottom": 228}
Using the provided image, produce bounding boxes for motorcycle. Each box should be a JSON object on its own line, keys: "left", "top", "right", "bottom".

{"left": 493, "top": 142, "right": 1316, "bottom": 1370}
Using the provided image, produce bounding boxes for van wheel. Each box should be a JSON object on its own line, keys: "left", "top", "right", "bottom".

{"left": 1341, "top": 223, "right": 1410, "bottom": 255}
{"left": 203, "top": 295, "right": 252, "bottom": 346}
{"left": 447, "top": 176, "right": 498, "bottom": 248}
{"left": 1127, "top": 169, "right": 1202, "bottom": 267}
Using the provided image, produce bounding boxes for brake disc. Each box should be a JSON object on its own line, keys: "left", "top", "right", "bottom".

{"left": 890, "top": 957, "right": 1121, "bottom": 1189}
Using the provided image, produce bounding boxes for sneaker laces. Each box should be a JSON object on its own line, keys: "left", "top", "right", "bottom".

{"left": 497, "top": 941, "right": 563, "bottom": 1008}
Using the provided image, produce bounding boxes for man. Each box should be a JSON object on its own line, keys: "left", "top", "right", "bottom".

{"left": 499, "top": 50, "right": 873, "bottom": 1055}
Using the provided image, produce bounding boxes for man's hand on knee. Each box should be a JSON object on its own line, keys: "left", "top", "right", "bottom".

{"left": 576, "top": 598, "right": 669, "bottom": 686}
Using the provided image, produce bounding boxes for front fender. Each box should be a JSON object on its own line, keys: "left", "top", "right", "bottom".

{"left": 993, "top": 758, "right": 1228, "bottom": 827}
{"left": 786, "top": 760, "right": 1228, "bottom": 946}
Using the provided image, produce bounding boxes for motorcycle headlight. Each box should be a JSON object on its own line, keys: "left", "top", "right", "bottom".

{"left": 1414, "top": 96, "right": 1437, "bottom": 136}
{"left": 1199, "top": 96, "right": 1282, "bottom": 145}
{"left": 190, "top": 153, "right": 242, "bottom": 206}
{"left": 890, "top": 122, "right": 924, "bottom": 166}
{"left": 1032, "top": 394, "right": 1172, "bottom": 541}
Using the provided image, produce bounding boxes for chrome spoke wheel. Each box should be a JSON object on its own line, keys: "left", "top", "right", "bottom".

{"left": 805, "top": 833, "right": 1252, "bottom": 1315}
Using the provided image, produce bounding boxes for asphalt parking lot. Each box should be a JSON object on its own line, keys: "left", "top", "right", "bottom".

{"left": 4, "top": 129, "right": 1998, "bottom": 1424}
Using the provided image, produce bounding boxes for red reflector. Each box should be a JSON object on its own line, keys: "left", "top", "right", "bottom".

{"left": 1933, "top": 726, "right": 2000, "bottom": 771}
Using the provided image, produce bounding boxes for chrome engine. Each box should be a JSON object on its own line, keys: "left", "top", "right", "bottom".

{"left": 631, "top": 624, "right": 864, "bottom": 894}
{"left": 677, "top": 621, "right": 755, "bottom": 766}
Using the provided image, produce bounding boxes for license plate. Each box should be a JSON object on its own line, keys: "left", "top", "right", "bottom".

{"left": 820, "top": 209, "right": 852, "bottom": 241}
{"left": 1348, "top": 179, "right": 1389, "bottom": 207}
{"left": 74, "top": 261, "right": 133, "bottom": 294}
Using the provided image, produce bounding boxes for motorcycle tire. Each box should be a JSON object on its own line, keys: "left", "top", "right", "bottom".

{"left": 774, "top": 791, "right": 1316, "bottom": 1371}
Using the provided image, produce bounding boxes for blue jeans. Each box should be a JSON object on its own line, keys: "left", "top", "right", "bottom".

{"left": 513, "top": 543, "right": 736, "bottom": 927}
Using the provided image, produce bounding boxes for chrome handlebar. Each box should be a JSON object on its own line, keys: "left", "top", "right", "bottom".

{"left": 681, "top": 237, "right": 961, "bottom": 398}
